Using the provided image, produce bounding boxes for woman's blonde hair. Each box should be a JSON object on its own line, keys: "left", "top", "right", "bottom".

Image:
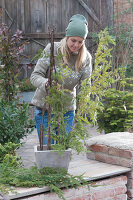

{"left": 58, "top": 37, "right": 88, "bottom": 72}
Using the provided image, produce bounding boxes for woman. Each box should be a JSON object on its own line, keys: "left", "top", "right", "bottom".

{"left": 30, "top": 14, "right": 92, "bottom": 145}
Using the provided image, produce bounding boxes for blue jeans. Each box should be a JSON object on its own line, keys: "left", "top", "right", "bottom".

{"left": 34, "top": 106, "right": 75, "bottom": 145}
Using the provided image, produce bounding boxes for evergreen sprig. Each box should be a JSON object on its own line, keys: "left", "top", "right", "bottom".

{"left": 0, "top": 161, "right": 88, "bottom": 199}
{"left": 0, "top": 142, "right": 88, "bottom": 200}
{"left": 76, "top": 28, "right": 116, "bottom": 126}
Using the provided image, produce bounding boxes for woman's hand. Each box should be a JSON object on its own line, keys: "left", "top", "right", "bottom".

{"left": 45, "top": 81, "right": 61, "bottom": 91}
{"left": 45, "top": 81, "right": 49, "bottom": 89}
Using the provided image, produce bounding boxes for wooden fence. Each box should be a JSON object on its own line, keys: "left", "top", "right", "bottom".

{"left": 0, "top": 0, "right": 114, "bottom": 79}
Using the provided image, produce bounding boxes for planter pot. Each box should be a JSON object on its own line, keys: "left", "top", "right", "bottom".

{"left": 34, "top": 145, "right": 72, "bottom": 170}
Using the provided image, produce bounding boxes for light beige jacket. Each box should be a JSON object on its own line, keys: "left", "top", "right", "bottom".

{"left": 30, "top": 42, "right": 92, "bottom": 111}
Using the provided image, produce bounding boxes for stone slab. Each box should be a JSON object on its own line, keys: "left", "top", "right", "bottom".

{"left": 86, "top": 132, "right": 133, "bottom": 150}
{"left": 68, "top": 158, "right": 130, "bottom": 181}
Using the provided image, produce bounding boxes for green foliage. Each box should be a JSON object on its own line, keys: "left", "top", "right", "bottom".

{"left": 90, "top": 15, "right": 133, "bottom": 134}
{"left": 0, "top": 142, "right": 22, "bottom": 194}
{"left": 0, "top": 142, "right": 20, "bottom": 163}
{"left": 77, "top": 27, "right": 133, "bottom": 134}
{"left": 76, "top": 28, "right": 116, "bottom": 126}
{"left": 0, "top": 23, "right": 25, "bottom": 102}
{"left": 126, "top": 63, "right": 133, "bottom": 78}
{"left": 42, "top": 60, "right": 73, "bottom": 150}
{"left": 125, "top": 77, "right": 133, "bottom": 92}
{"left": 0, "top": 165, "right": 87, "bottom": 200}
{"left": 0, "top": 99, "right": 33, "bottom": 144}
{"left": 97, "top": 88, "right": 133, "bottom": 133}
{"left": 18, "top": 78, "right": 36, "bottom": 92}
{"left": 0, "top": 24, "right": 33, "bottom": 144}
{"left": 70, "top": 120, "right": 89, "bottom": 154}
{"left": 0, "top": 145, "right": 88, "bottom": 200}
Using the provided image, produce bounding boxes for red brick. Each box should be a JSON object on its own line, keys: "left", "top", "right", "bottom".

{"left": 106, "top": 155, "right": 120, "bottom": 165}
{"left": 86, "top": 151, "right": 95, "bottom": 160}
{"left": 71, "top": 195, "right": 91, "bottom": 200}
{"left": 94, "top": 176, "right": 127, "bottom": 186}
{"left": 92, "top": 185, "right": 127, "bottom": 200}
{"left": 92, "top": 188, "right": 115, "bottom": 199}
{"left": 90, "top": 144, "right": 108, "bottom": 153}
{"left": 104, "top": 194, "right": 127, "bottom": 200}
{"left": 119, "top": 149, "right": 133, "bottom": 159}
{"left": 108, "top": 147, "right": 133, "bottom": 159}
{"left": 43, "top": 192, "right": 60, "bottom": 200}
{"left": 114, "top": 185, "right": 127, "bottom": 196}
{"left": 108, "top": 147, "right": 120, "bottom": 157}
{"left": 119, "top": 158, "right": 132, "bottom": 168}
{"left": 95, "top": 152, "right": 131, "bottom": 166}
{"left": 95, "top": 152, "right": 106, "bottom": 162}
{"left": 63, "top": 186, "right": 86, "bottom": 199}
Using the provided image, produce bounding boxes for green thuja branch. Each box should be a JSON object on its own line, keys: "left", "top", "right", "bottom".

{"left": 76, "top": 28, "right": 116, "bottom": 125}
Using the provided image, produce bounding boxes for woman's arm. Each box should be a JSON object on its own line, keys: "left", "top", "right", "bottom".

{"left": 30, "top": 43, "right": 51, "bottom": 93}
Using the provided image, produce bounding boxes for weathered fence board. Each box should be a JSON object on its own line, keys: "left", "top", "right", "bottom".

{"left": 1, "top": 0, "right": 114, "bottom": 31}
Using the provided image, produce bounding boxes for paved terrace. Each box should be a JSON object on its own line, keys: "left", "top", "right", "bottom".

{"left": 5, "top": 127, "right": 130, "bottom": 199}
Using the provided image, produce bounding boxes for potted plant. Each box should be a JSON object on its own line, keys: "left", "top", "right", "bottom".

{"left": 34, "top": 29, "right": 75, "bottom": 170}
{"left": 34, "top": 28, "right": 117, "bottom": 170}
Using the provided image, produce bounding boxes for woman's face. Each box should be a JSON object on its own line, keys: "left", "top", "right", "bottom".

{"left": 66, "top": 36, "right": 84, "bottom": 53}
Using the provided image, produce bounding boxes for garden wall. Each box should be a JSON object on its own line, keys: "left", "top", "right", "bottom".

{"left": 19, "top": 175, "right": 127, "bottom": 200}
{"left": 86, "top": 132, "right": 133, "bottom": 200}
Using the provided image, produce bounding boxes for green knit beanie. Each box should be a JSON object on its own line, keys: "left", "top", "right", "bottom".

{"left": 66, "top": 14, "right": 88, "bottom": 39}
